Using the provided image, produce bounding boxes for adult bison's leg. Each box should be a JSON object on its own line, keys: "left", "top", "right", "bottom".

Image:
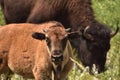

{"left": 0, "top": 0, "right": 9, "bottom": 24}
{"left": 0, "top": 0, "right": 4, "bottom": 15}
{"left": 27, "top": 4, "right": 56, "bottom": 24}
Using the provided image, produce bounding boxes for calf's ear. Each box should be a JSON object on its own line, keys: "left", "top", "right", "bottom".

{"left": 32, "top": 32, "right": 46, "bottom": 40}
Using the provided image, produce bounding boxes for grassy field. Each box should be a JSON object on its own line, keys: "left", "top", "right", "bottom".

{"left": 0, "top": 0, "right": 120, "bottom": 80}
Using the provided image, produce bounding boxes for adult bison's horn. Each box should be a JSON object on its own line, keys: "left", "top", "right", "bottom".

{"left": 110, "top": 26, "right": 119, "bottom": 38}
{"left": 65, "top": 28, "right": 71, "bottom": 32}
{"left": 83, "top": 26, "right": 94, "bottom": 40}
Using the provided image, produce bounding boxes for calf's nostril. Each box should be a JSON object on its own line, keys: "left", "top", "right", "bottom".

{"left": 53, "top": 50, "right": 62, "bottom": 54}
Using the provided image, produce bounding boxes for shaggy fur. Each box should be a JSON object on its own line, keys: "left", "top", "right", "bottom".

{"left": 0, "top": 21, "right": 74, "bottom": 80}
{"left": 0, "top": 0, "right": 94, "bottom": 30}
{"left": 0, "top": 0, "right": 119, "bottom": 73}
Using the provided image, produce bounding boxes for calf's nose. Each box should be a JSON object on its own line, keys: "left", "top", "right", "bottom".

{"left": 52, "top": 50, "right": 62, "bottom": 55}
{"left": 51, "top": 50, "right": 63, "bottom": 63}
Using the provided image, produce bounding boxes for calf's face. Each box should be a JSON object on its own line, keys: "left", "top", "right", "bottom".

{"left": 32, "top": 24, "right": 81, "bottom": 64}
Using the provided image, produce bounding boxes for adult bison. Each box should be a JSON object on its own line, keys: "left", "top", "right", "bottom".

{"left": 0, "top": 21, "right": 81, "bottom": 80}
{"left": 0, "top": 0, "right": 94, "bottom": 30}
{"left": 0, "top": 0, "right": 119, "bottom": 73}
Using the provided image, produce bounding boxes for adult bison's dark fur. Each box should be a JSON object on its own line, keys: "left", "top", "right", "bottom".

{"left": 0, "top": 0, "right": 119, "bottom": 73}
{"left": 73, "top": 22, "right": 119, "bottom": 73}
{"left": 0, "top": 0, "right": 94, "bottom": 30}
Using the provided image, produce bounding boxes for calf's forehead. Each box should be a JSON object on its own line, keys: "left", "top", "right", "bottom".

{"left": 47, "top": 27, "right": 67, "bottom": 38}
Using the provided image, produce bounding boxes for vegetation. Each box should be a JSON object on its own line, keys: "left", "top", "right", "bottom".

{"left": 0, "top": 0, "right": 120, "bottom": 80}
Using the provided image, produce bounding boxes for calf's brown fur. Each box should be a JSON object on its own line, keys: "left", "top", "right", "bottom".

{"left": 0, "top": 21, "right": 80, "bottom": 80}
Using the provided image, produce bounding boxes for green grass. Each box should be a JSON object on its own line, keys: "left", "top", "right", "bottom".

{"left": 0, "top": 0, "right": 120, "bottom": 80}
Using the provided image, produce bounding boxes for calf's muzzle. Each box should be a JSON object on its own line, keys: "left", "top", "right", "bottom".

{"left": 51, "top": 50, "right": 63, "bottom": 64}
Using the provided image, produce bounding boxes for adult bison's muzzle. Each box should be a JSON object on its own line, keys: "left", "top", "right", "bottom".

{"left": 51, "top": 50, "right": 63, "bottom": 64}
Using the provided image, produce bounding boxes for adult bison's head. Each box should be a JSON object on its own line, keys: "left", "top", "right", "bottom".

{"left": 75, "top": 22, "right": 119, "bottom": 74}
{"left": 32, "top": 23, "right": 81, "bottom": 64}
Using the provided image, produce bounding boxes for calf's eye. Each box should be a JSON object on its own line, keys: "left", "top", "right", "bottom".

{"left": 46, "top": 37, "right": 51, "bottom": 45}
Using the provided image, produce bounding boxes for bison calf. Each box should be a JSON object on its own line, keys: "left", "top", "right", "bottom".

{"left": 0, "top": 21, "right": 81, "bottom": 80}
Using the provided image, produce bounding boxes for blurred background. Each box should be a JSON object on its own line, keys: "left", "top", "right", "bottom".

{"left": 0, "top": 0, "right": 120, "bottom": 80}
